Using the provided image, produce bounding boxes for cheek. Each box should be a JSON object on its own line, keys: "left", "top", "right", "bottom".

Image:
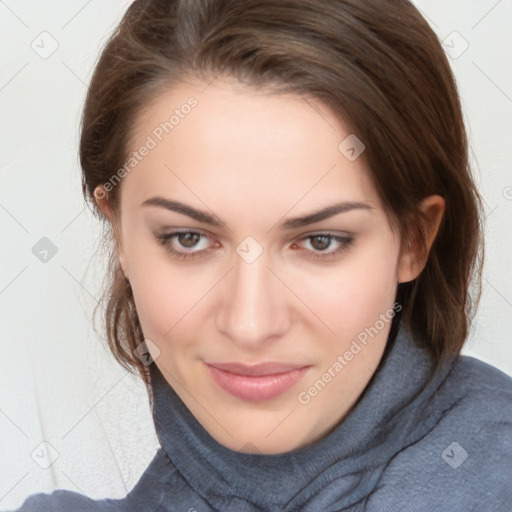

{"left": 299, "top": 240, "right": 399, "bottom": 341}
{"left": 125, "top": 244, "right": 213, "bottom": 342}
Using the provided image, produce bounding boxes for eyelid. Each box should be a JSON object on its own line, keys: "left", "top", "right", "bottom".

{"left": 154, "top": 229, "right": 213, "bottom": 260}
{"left": 156, "top": 228, "right": 213, "bottom": 247}
{"left": 293, "top": 232, "right": 354, "bottom": 259}
{"left": 295, "top": 230, "right": 353, "bottom": 241}
{"left": 154, "top": 228, "right": 354, "bottom": 260}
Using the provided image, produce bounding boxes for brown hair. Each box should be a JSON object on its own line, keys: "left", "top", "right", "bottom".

{"left": 80, "top": 0, "right": 484, "bottom": 388}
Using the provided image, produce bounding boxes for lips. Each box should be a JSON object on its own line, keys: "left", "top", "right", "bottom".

{"left": 206, "top": 362, "right": 310, "bottom": 402}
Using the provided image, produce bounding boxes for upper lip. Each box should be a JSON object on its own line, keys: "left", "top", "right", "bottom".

{"left": 206, "top": 362, "right": 308, "bottom": 376}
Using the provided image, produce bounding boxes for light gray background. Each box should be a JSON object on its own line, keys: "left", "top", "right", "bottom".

{"left": 1, "top": 0, "right": 511, "bottom": 509}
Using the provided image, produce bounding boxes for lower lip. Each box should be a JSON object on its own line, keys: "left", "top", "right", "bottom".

{"left": 206, "top": 364, "right": 309, "bottom": 402}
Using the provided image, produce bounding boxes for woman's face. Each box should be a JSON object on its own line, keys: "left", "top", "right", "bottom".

{"left": 103, "top": 77, "right": 423, "bottom": 454}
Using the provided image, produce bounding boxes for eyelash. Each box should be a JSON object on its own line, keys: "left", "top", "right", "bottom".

{"left": 154, "top": 230, "right": 354, "bottom": 261}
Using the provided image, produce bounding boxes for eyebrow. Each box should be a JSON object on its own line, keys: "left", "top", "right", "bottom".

{"left": 141, "top": 196, "right": 373, "bottom": 230}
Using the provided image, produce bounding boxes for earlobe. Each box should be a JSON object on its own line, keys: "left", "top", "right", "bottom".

{"left": 93, "top": 185, "right": 129, "bottom": 280}
{"left": 94, "top": 185, "right": 113, "bottom": 220}
{"left": 397, "top": 240, "right": 419, "bottom": 284}
{"left": 398, "top": 195, "right": 445, "bottom": 284}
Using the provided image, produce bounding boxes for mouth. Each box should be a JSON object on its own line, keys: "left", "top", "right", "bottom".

{"left": 205, "top": 362, "right": 311, "bottom": 402}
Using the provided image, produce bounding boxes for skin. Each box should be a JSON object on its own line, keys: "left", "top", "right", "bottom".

{"left": 95, "top": 77, "right": 444, "bottom": 454}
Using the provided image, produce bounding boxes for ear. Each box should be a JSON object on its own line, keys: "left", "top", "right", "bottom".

{"left": 94, "top": 185, "right": 129, "bottom": 279}
{"left": 398, "top": 195, "right": 445, "bottom": 284}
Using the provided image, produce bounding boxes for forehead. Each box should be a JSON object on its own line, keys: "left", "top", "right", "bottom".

{"left": 122, "top": 78, "right": 379, "bottom": 222}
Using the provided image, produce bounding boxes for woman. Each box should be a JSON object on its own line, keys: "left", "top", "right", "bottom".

{"left": 11, "top": 0, "right": 512, "bottom": 510}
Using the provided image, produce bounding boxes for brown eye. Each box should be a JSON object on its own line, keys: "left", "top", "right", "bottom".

{"left": 309, "top": 235, "right": 331, "bottom": 251}
{"left": 177, "top": 232, "right": 201, "bottom": 248}
{"left": 155, "top": 230, "right": 213, "bottom": 260}
{"left": 294, "top": 232, "right": 354, "bottom": 261}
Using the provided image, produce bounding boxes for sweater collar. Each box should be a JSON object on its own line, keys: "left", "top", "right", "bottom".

{"left": 148, "top": 322, "right": 454, "bottom": 509}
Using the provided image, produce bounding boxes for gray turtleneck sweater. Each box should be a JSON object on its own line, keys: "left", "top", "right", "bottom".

{"left": 8, "top": 324, "right": 512, "bottom": 511}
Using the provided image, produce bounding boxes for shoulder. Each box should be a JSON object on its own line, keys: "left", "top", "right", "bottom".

{"left": 436, "top": 353, "right": 512, "bottom": 421}
{"left": 8, "top": 489, "right": 122, "bottom": 512}
{"left": 449, "top": 353, "right": 512, "bottom": 394}
{"left": 434, "top": 354, "right": 512, "bottom": 441}
{"left": 367, "top": 355, "right": 512, "bottom": 512}
{"left": 10, "top": 449, "right": 179, "bottom": 512}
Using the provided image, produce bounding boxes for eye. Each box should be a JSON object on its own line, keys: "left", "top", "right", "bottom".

{"left": 154, "top": 230, "right": 215, "bottom": 259}
{"left": 291, "top": 233, "right": 354, "bottom": 260}
{"left": 154, "top": 230, "right": 353, "bottom": 262}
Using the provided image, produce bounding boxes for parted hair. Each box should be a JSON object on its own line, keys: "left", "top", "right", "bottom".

{"left": 80, "top": 0, "right": 484, "bottom": 388}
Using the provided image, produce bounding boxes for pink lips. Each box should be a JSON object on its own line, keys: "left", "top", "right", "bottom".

{"left": 206, "top": 362, "right": 310, "bottom": 402}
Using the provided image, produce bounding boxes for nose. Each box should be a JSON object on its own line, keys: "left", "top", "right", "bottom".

{"left": 215, "top": 247, "right": 292, "bottom": 350}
